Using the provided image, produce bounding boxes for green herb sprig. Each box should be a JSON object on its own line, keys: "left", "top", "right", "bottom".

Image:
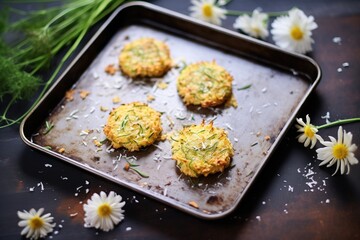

{"left": 0, "top": 0, "right": 130, "bottom": 128}
{"left": 124, "top": 161, "right": 149, "bottom": 178}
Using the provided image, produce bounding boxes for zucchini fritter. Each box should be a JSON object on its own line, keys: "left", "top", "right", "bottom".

{"left": 119, "top": 37, "right": 172, "bottom": 78}
{"left": 170, "top": 121, "right": 234, "bottom": 177}
{"left": 177, "top": 61, "right": 233, "bottom": 108}
{"left": 103, "top": 102, "right": 162, "bottom": 151}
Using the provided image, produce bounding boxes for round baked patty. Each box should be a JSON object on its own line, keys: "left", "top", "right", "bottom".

{"left": 170, "top": 121, "right": 234, "bottom": 177}
{"left": 119, "top": 37, "right": 172, "bottom": 78}
{"left": 177, "top": 61, "right": 233, "bottom": 107}
{"left": 103, "top": 102, "right": 162, "bottom": 151}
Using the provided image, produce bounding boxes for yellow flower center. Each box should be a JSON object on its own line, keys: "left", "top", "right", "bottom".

{"left": 29, "top": 216, "right": 44, "bottom": 230}
{"left": 304, "top": 125, "right": 315, "bottom": 138}
{"left": 332, "top": 143, "right": 348, "bottom": 160}
{"left": 97, "top": 203, "right": 112, "bottom": 217}
{"left": 202, "top": 4, "right": 213, "bottom": 18}
{"left": 290, "top": 26, "right": 304, "bottom": 40}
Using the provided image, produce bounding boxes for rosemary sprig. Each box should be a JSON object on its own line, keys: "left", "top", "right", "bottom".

{"left": 237, "top": 84, "right": 252, "bottom": 90}
{"left": 43, "top": 120, "right": 54, "bottom": 135}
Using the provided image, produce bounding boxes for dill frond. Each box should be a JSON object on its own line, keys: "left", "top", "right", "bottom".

{"left": 0, "top": 0, "right": 130, "bottom": 128}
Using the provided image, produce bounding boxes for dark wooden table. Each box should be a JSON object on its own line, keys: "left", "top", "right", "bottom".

{"left": 0, "top": 1, "right": 359, "bottom": 239}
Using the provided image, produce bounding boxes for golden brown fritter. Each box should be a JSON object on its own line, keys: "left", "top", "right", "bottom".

{"left": 169, "top": 121, "right": 234, "bottom": 177}
{"left": 119, "top": 37, "right": 172, "bottom": 78}
{"left": 177, "top": 61, "right": 233, "bottom": 108}
{"left": 103, "top": 102, "right": 162, "bottom": 151}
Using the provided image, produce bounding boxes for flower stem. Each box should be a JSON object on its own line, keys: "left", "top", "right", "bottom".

{"left": 226, "top": 10, "right": 287, "bottom": 17}
{"left": 316, "top": 118, "right": 360, "bottom": 129}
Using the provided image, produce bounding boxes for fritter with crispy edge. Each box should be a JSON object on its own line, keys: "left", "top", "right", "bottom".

{"left": 103, "top": 102, "right": 162, "bottom": 151}
{"left": 169, "top": 121, "right": 234, "bottom": 177}
{"left": 119, "top": 37, "right": 172, "bottom": 78}
{"left": 177, "top": 61, "right": 233, "bottom": 108}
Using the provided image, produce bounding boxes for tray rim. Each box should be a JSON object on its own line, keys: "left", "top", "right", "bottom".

{"left": 20, "top": 1, "right": 322, "bottom": 220}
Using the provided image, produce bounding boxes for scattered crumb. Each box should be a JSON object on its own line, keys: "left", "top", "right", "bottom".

{"left": 147, "top": 94, "right": 155, "bottom": 102}
{"left": 157, "top": 81, "right": 168, "bottom": 90}
{"left": 160, "top": 134, "right": 167, "bottom": 141}
{"left": 79, "top": 90, "right": 90, "bottom": 100}
{"left": 100, "top": 106, "right": 108, "bottom": 112}
{"left": 256, "top": 216, "right": 261, "bottom": 221}
{"left": 264, "top": 135, "right": 271, "bottom": 141}
{"left": 105, "top": 64, "right": 117, "bottom": 75}
{"left": 188, "top": 201, "right": 199, "bottom": 209}
{"left": 112, "top": 96, "right": 121, "bottom": 104}
{"left": 58, "top": 148, "right": 65, "bottom": 154}
{"left": 65, "top": 89, "right": 75, "bottom": 101}
{"left": 124, "top": 162, "right": 130, "bottom": 171}
{"left": 93, "top": 140, "right": 102, "bottom": 147}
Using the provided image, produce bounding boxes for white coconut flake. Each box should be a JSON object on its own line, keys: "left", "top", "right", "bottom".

{"left": 225, "top": 123, "right": 233, "bottom": 130}
{"left": 332, "top": 36, "right": 342, "bottom": 44}
{"left": 337, "top": 68, "right": 342, "bottom": 72}
{"left": 342, "top": 62, "right": 349, "bottom": 68}
{"left": 44, "top": 164, "right": 52, "bottom": 168}
{"left": 261, "top": 87, "right": 267, "bottom": 93}
{"left": 234, "top": 137, "right": 239, "bottom": 142}
{"left": 37, "top": 182, "right": 44, "bottom": 191}
{"left": 70, "top": 213, "right": 78, "bottom": 217}
{"left": 92, "top": 72, "right": 99, "bottom": 79}
{"left": 325, "top": 199, "right": 330, "bottom": 204}
{"left": 29, "top": 187, "right": 35, "bottom": 192}
{"left": 60, "top": 176, "right": 68, "bottom": 180}
{"left": 305, "top": 169, "right": 315, "bottom": 177}
{"left": 306, "top": 176, "right": 318, "bottom": 188}
{"left": 126, "top": 227, "right": 132, "bottom": 231}
{"left": 288, "top": 185, "right": 294, "bottom": 192}
{"left": 80, "top": 130, "right": 89, "bottom": 136}
{"left": 322, "top": 180, "right": 326, "bottom": 186}
{"left": 256, "top": 216, "right": 261, "bottom": 221}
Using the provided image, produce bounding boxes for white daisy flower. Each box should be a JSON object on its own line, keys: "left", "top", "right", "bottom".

{"left": 189, "top": 0, "right": 227, "bottom": 25}
{"left": 17, "top": 208, "right": 55, "bottom": 239}
{"left": 316, "top": 126, "right": 358, "bottom": 176}
{"left": 296, "top": 114, "right": 323, "bottom": 149}
{"left": 233, "top": 9, "right": 269, "bottom": 39}
{"left": 271, "top": 8, "right": 318, "bottom": 54}
{"left": 83, "top": 191, "right": 125, "bottom": 232}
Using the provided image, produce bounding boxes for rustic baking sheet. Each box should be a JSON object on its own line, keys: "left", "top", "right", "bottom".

{"left": 20, "top": 2, "right": 321, "bottom": 219}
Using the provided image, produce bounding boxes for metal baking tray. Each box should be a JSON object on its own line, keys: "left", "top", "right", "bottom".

{"left": 20, "top": 2, "right": 321, "bottom": 219}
